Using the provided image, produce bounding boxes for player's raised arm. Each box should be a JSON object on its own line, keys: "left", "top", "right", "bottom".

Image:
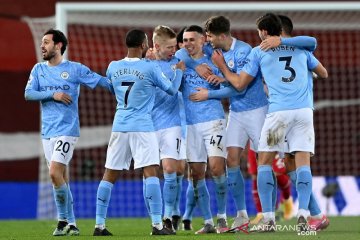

{"left": 260, "top": 15, "right": 317, "bottom": 52}
{"left": 152, "top": 61, "right": 185, "bottom": 95}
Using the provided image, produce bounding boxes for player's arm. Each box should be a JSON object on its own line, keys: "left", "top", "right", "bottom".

{"left": 260, "top": 36, "right": 317, "bottom": 52}
{"left": 175, "top": 46, "right": 213, "bottom": 79}
{"left": 24, "top": 82, "right": 53, "bottom": 101}
{"left": 307, "top": 51, "right": 328, "bottom": 79}
{"left": 312, "top": 62, "right": 328, "bottom": 79}
{"left": 189, "top": 83, "right": 245, "bottom": 102}
{"left": 154, "top": 61, "right": 185, "bottom": 95}
{"left": 211, "top": 49, "right": 255, "bottom": 91}
{"left": 24, "top": 69, "right": 72, "bottom": 104}
{"left": 97, "top": 77, "right": 115, "bottom": 94}
{"left": 78, "top": 63, "right": 114, "bottom": 94}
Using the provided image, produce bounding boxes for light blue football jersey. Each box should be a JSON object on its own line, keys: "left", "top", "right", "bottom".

{"left": 107, "top": 57, "right": 182, "bottom": 132}
{"left": 25, "top": 60, "right": 107, "bottom": 138}
{"left": 178, "top": 92, "right": 187, "bottom": 138}
{"left": 242, "top": 45, "right": 319, "bottom": 113}
{"left": 151, "top": 57, "right": 181, "bottom": 130}
{"left": 180, "top": 56, "right": 225, "bottom": 125}
{"left": 177, "top": 39, "right": 269, "bottom": 112}
{"left": 213, "top": 39, "right": 268, "bottom": 112}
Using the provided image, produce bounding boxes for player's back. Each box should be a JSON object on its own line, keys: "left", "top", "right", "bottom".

{"left": 107, "top": 58, "right": 170, "bottom": 132}
{"left": 244, "top": 45, "right": 319, "bottom": 113}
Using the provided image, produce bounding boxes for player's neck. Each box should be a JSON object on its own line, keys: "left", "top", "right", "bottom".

{"left": 48, "top": 55, "right": 64, "bottom": 66}
{"left": 222, "top": 36, "right": 233, "bottom": 52}
{"left": 127, "top": 49, "right": 142, "bottom": 59}
{"left": 190, "top": 51, "right": 204, "bottom": 60}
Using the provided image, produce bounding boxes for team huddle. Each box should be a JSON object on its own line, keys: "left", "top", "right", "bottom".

{"left": 25, "top": 13, "right": 329, "bottom": 236}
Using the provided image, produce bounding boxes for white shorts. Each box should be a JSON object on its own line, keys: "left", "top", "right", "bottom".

{"left": 156, "top": 126, "right": 182, "bottom": 160}
{"left": 42, "top": 136, "right": 78, "bottom": 166}
{"left": 258, "top": 108, "right": 315, "bottom": 154}
{"left": 186, "top": 119, "right": 227, "bottom": 163}
{"left": 179, "top": 137, "right": 187, "bottom": 160}
{"left": 226, "top": 105, "right": 267, "bottom": 151}
{"left": 105, "top": 132, "right": 160, "bottom": 170}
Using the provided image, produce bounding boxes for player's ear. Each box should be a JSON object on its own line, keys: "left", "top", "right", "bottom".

{"left": 154, "top": 43, "right": 160, "bottom": 51}
{"left": 56, "top": 42, "right": 63, "bottom": 51}
{"left": 220, "top": 33, "right": 226, "bottom": 41}
{"left": 200, "top": 35, "right": 205, "bottom": 44}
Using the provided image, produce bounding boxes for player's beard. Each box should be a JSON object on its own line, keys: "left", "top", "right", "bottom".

{"left": 42, "top": 48, "right": 57, "bottom": 61}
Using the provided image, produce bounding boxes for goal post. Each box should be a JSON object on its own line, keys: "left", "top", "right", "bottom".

{"left": 22, "top": 2, "right": 360, "bottom": 219}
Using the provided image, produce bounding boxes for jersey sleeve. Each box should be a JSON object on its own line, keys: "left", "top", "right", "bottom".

{"left": 241, "top": 48, "right": 261, "bottom": 77}
{"left": 24, "top": 65, "right": 53, "bottom": 101}
{"left": 208, "top": 82, "right": 246, "bottom": 99}
{"left": 281, "top": 36, "right": 317, "bottom": 52}
{"left": 305, "top": 51, "right": 320, "bottom": 70}
{"left": 151, "top": 62, "right": 182, "bottom": 95}
{"left": 78, "top": 63, "right": 103, "bottom": 89}
{"left": 203, "top": 43, "right": 214, "bottom": 57}
{"left": 175, "top": 48, "right": 198, "bottom": 69}
{"left": 234, "top": 45, "right": 252, "bottom": 74}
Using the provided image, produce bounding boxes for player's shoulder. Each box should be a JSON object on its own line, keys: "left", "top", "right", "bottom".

{"left": 33, "top": 62, "right": 46, "bottom": 69}
{"left": 234, "top": 39, "right": 252, "bottom": 51}
{"left": 62, "top": 60, "right": 86, "bottom": 70}
{"left": 232, "top": 39, "right": 252, "bottom": 57}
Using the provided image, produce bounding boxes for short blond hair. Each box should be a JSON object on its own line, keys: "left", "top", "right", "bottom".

{"left": 152, "top": 25, "right": 176, "bottom": 44}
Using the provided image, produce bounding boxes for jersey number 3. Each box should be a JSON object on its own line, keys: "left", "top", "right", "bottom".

{"left": 279, "top": 56, "right": 296, "bottom": 82}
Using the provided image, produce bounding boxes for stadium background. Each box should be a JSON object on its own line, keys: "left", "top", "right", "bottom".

{"left": 0, "top": 0, "right": 359, "bottom": 220}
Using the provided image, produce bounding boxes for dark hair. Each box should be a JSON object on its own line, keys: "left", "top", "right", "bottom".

{"left": 204, "top": 15, "right": 230, "bottom": 35}
{"left": 43, "top": 29, "right": 68, "bottom": 55}
{"left": 176, "top": 26, "right": 186, "bottom": 44}
{"left": 184, "top": 25, "right": 204, "bottom": 35}
{"left": 126, "top": 29, "right": 147, "bottom": 48}
{"left": 278, "top": 14, "right": 293, "bottom": 35}
{"left": 256, "top": 13, "right": 282, "bottom": 36}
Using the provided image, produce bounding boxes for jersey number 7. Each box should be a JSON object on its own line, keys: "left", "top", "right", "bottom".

{"left": 121, "top": 82, "right": 135, "bottom": 108}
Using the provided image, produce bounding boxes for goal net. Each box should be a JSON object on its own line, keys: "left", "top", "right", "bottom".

{"left": 23, "top": 2, "right": 360, "bottom": 219}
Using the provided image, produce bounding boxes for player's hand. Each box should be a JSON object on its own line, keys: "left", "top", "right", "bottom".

{"left": 206, "top": 75, "right": 225, "bottom": 85}
{"left": 195, "top": 64, "right": 212, "bottom": 79}
{"left": 189, "top": 87, "right": 209, "bottom": 102}
{"left": 145, "top": 48, "right": 156, "bottom": 60}
{"left": 53, "top": 92, "right": 72, "bottom": 105}
{"left": 211, "top": 49, "right": 226, "bottom": 69}
{"left": 176, "top": 61, "right": 186, "bottom": 71}
{"left": 260, "top": 36, "right": 281, "bottom": 51}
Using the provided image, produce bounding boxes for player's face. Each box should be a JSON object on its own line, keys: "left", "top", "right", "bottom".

{"left": 258, "top": 29, "right": 266, "bottom": 41}
{"left": 183, "top": 31, "right": 204, "bottom": 57}
{"left": 156, "top": 38, "right": 177, "bottom": 60}
{"left": 41, "top": 34, "right": 58, "bottom": 61}
{"left": 206, "top": 32, "right": 223, "bottom": 49}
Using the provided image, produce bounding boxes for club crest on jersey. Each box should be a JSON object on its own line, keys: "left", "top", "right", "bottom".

{"left": 227, "top": 59, "right": 234, "bottom": 69}
{"left": 61, "top": 71, "right": 69, "bottom": 80}
{"left": 171, "top": 64, "right": 176, "bottom": 71}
